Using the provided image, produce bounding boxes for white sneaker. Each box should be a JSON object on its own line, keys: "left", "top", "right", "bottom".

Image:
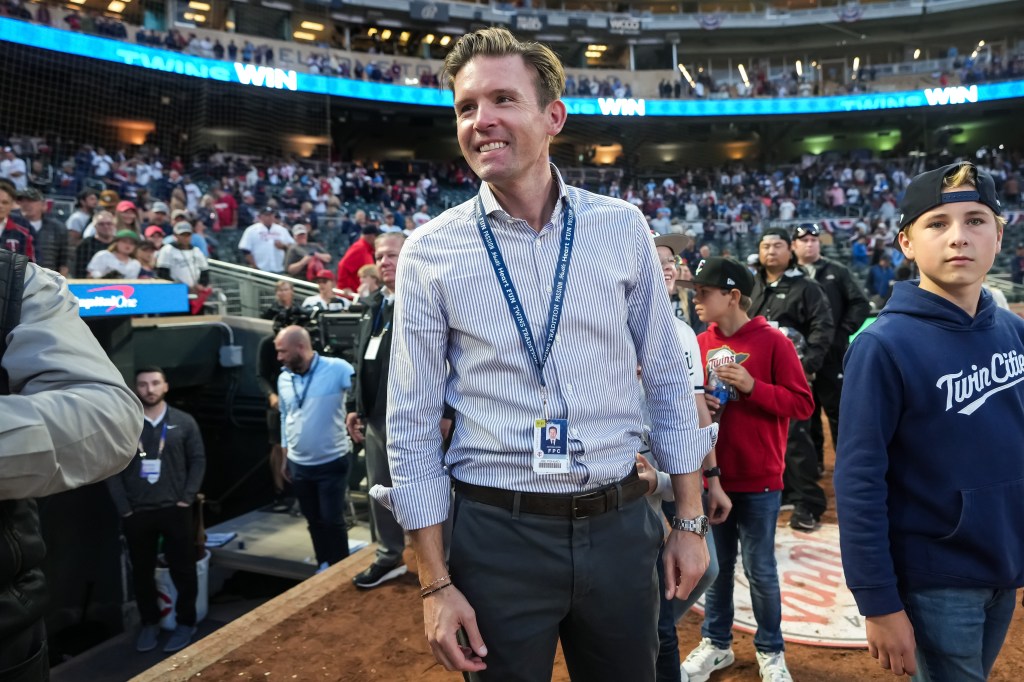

{"left": 756, "top": 650, "right": 793, "bottom": 682}
{"left": 681, "top": 637, "right": 735, "bottom": 682}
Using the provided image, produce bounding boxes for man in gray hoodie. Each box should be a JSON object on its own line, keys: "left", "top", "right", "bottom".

{"left": 107, "top": 367, "right": 206, "bottom": 654}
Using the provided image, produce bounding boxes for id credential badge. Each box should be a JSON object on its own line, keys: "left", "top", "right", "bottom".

{"left": 533, "top": 418, "right": 569, "bottom": 474}
{"left": 364, "top": 335, "right": 382, "bottom": 360}
{"left": 140, "top": 459, "right": 161, "bottom": 485}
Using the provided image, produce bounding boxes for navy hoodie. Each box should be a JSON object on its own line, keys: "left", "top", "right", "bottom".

{"left": 835, "top": 282, "right": 1024, "bottom": 617}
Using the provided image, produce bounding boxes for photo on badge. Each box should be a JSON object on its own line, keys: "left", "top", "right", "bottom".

{"left": 533, "top": 418, "right": 569, "bottom": 474}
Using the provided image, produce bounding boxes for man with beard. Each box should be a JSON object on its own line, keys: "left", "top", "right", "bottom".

{"left": 107, "top": 367, "right": 206, "bottom": 654}
{"left": 275, "top": 326, "right": 355, "bottom": 572}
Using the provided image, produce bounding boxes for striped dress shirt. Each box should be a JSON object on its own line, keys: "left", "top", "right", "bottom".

{"left": 372, "top": 166, "right": 717, "bottom": 530}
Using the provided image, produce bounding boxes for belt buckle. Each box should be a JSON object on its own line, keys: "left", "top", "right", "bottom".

{"left": 571, "top": 489, "right": 605, "bottom": 519}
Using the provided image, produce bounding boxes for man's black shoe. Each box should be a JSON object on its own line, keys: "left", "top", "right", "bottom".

{"left": 353, "top": 561, "right": 408, "bottom": 589}
{"left": 790, "top": 508, "right": 819, "bottom": 532}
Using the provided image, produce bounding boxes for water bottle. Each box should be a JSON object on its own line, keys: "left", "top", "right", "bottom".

{"left": 710, "top": 381, "right": 731, "bottom": 407}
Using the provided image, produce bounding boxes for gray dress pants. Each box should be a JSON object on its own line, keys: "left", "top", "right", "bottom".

{"left": 450, "top": 491, "right": 663, "bottom": 682}
{"left": 366, "top": 417, "right": 405, "bottom": 566}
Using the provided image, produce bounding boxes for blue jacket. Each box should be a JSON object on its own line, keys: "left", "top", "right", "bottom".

{"left": 835, "top": 282, "right": 1024, "bottom": 617}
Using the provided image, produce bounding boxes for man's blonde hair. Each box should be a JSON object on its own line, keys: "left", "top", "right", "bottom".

{"left": 442, "top": 27, "right": 565, "bottom": 109}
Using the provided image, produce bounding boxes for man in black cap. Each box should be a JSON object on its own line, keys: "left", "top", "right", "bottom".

{"left": 16, "top": 188, "right": 69, "bottom": 275}
{"left": 790, "top": 223, "right": 870, "bottom": 476}
{"left": 750, "top": 227, "right": 834, "bottom": 532}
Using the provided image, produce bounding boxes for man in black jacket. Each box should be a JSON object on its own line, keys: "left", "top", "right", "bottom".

{"left": 16, "top": 188, "right": 69, "bottom": 275}
{"left": 751, "top": 228, "right": 835, "bottom": 532}
{"left": 1, "top": 251, "right": 142, "bottom": 681}
{"left": 791, "top": 223, "right": 870, "bottom": 474}
{"left": 345, "top": 232, "right": 409, "bottom": 589}
{"left": 107, "top": 367, "right": 206, "bottom": 654}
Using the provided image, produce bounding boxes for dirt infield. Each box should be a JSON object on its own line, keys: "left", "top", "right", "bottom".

{"left": 189, "top": 436, "right": 1024, "bottom": 681}
{"left": 188, "top": 571, "right": 1024, "bottom": 681}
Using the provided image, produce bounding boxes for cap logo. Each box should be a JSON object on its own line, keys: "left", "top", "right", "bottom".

{"left": 695, "top": 259, "right": 706, "bottom": 276}
{"left": 726, "top": 277, "right": 735, "bottom": 286}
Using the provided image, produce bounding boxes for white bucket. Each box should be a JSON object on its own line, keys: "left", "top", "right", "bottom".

{"left": 155, "top": 549, "right": 210, "bottom": 630}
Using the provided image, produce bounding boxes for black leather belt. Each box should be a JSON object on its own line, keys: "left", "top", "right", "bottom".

{"left": 453, "top": 468, "right": 647, "bottom": 519}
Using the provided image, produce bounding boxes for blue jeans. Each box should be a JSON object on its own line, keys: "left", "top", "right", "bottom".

{"left": 288, "top": 456, "right": 350, "bottom": 566}
{"left": 701, "top": 490, "right": 784, "bottom": 653}
{"left": 902, "top": 586, "right": 1017, "bottom": 682}
{"left": 655, "top": 500, "right": 719, "bottom": 682}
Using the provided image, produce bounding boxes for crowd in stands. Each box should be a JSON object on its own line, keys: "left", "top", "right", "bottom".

{"left": 3, "top": 126, "right": 1023, "bottom": 304}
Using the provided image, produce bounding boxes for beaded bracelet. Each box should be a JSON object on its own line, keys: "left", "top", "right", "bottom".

{"left": 421, "top": 582, "right": 453, "bottom": 599}
{"left": 417, "top": 573, "right": 450, "bottom": 589}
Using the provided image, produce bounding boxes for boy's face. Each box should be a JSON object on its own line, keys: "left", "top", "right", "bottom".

{"left": 693, "top": 285, "right": 734, "bottom": 323}
{"left": 898, "top": 187, "right": 1002, "bottom": 300}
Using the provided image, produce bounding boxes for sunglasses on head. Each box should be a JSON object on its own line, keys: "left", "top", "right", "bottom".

{"left": 793, "top": 223, "right": 821, "bottom": 239}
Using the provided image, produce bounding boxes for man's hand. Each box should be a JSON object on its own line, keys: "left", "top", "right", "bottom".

{"left": 714, "top": 362, "right": 755, "bottom": 395}
{"left": 422, "top": 585, "right": 488, "bottom": 672}
{"left": 866, "top": 611, "right": 917, "bottom": 676}
{"left": 345, "top": 412, "right": 365, "bottom": 444}
{"left": 268, "top": 393, "right": 279, "bottom": 410}
{"left": 635, "top": 453, "right": 659, "bottom": 495}
{"left": 706, "top": 479, "right": 732, "bottom": 524}
{"left": 274, "top": 240, "right": 288, "bottom": 250}
{"left": 662, "top": 529, "right": 710, "bottom": 600}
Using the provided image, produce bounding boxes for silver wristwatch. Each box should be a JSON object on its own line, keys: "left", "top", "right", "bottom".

{"left": 670, "top": 515, "right": 710, "bottom": 538}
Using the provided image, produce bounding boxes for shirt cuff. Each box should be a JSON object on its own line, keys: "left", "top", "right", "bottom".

{"left": 369, "top": 475, "right": 452, "bottom": 531}
{"left": 651, "top": 423, "right": 718, "bottom": 475}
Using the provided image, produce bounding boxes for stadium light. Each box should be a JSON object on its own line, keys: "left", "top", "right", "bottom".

{"left": 380, "top": 29, "right": 392, "bottom": 40}
{"left": 108, "top": 0, "right": 125, "bottom": 12}
{"left": 367, "top": 27, "right": 377, "bottom": 36}
{"left": 795, "top": 60, "right": 803, "bottom": 77}
{"left": 588, "top": 44, "right": 608, "bottom": 52}
{"left": 424, "top": 34, "right": 435, "bottom": 44}
{"left": 585, "top": 51, "right": 602, "bottom": 59}
{"left": 300, "top": 21, "right": 324, "bottom": 31}
{"left": 439, "top": 35, "right": 451, "bottom": 46}
{"left": 913, "top": 48, "right": 921, "bottom": 59}
{"left": 183, "top": 11, "right": 194, "bottom": 19}
{"left": 852, "top": 56, "right": 860, "bottom": 73}
{"left": 738, "top": 64, "right": 750, "bottom": 88}
{"left": 978, "top": 40, "right": 985, "bottom": 47}
{"left": 677, "top": 63, "right": 695, "bottom": 88}
{"left": 188, "top": 1, "right": 210, "bottom": 10}
{"left": 69, "top": 0, "right": 87, "bottom": 3}
{"left": 193, "top": 14, "right": 205, "bottom": 22}
{"left": 399, "top": 31, "right": 410, "bottom": 44}
{"left": 293, "top": 31, "right": 316, "bottom": 41}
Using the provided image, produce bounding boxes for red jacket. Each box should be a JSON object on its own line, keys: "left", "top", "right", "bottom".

{"left": 697, "top": 316, "right": 813, "bottom": 493}
{"left": 336, "top": 237, "right": 374, "bottom": 291}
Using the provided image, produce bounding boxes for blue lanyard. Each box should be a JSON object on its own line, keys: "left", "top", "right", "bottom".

{"left": 290, "top": 354, "right": 319, "bottom": 410}
{"left": 372, "top": 297, "right": 392, "bottom": 335}
{"left": 475, "top": 196, "right": 576, "bottom": 389}
{"left": 138, "top": 421, "right": 168, "bottom": 460}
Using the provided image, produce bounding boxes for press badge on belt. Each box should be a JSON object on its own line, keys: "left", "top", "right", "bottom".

{"left": 533, "top": 418, "right": 569, "bottom": 475}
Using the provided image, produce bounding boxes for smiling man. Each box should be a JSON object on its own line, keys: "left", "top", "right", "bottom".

{"left": 371, "top": 28, "right": 716, "bottom": 681}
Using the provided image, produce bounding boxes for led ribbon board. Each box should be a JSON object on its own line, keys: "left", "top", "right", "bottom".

{"left": 3, "top": 17, "right": 1023, "bottom": 116}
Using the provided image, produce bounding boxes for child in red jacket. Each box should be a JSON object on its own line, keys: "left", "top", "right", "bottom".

{"left": 680, "top": 257, "right": 813, "bottom": 682}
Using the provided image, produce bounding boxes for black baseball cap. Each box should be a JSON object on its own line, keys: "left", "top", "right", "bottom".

{"left": 898, "top": 162, "right": 1002, "bottom": 231}
{"left": 759, "top": 227, "right": 792, "bottom": 245}
{"left": 689, "top": 257, "right": 754, "bottom": 296}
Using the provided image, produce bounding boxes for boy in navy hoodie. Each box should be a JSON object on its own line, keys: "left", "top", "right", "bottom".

{"left": 835, "top": 162, "right": 1023, "bottom": 681}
